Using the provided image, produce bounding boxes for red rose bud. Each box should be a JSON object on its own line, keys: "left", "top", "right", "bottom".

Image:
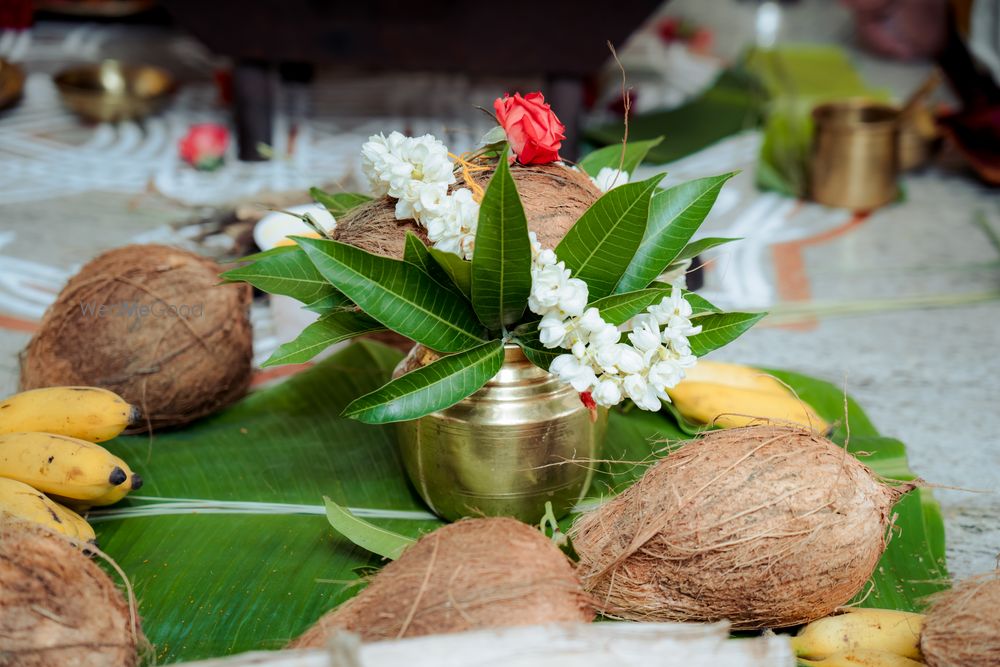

{"left": 493, "top": 92, "right": 566, "bottom": 165}
{"left": 179, "top": 123, "right": 229, "bottom": 171}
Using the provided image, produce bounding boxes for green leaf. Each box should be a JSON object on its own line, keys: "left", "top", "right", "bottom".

{"left": 296, "top": 237, "right": 484, "bottom": 353}
{"left": 324, "top": 496, "right": 414, "bottom": 560}
{"left": 88, "top": 343, "right": 945, "bottom": 662}
{"left": 402, "top": 232, "right": 462, "bottom": 296}
{"left": 577, "top": 137, "right": 665, "bottom": 177}
{"left": 427, "top": 247, "right": 473, "bottom": 299}
{"left": 586, "top": 288, "right": 720, "bottom": 327}
{"left": 302, "top": 292, "right": 353, "bottom": 314}
{"left": 689, "top": 311, "right": 766, "bottom": 356}
{"left": 673, "top": 236, "right": 740, "bottom": 262}
{"left": 344, "top": 340, "right": 504, "bottom": 423}
{"left": 310, "top": 188, "right": 372, "bottom": 217}
{"left": 471, "top": 149, "right": 532, "bottom": 329}
{"left": 514, "top": 330, "right": 560, "bottom": 371}
{"left": 616, "top": 173, "right": 736, "bottom": 293}
{"left": 263, "top": 311, "right": 385, "bottom": 367}
{"left": 555, "top": 174, "right": 663, "bottom": 299}
{"left": 221, "top": 246, "right": 336, "bottom": 304}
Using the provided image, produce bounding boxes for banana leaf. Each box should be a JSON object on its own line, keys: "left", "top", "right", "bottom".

{"left": 91, "top": 343, "right": 947, "bottom": 664}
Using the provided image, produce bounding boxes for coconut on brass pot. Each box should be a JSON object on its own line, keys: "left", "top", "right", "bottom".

{"left": 223, "top": 90, "right": 762, "bottom": 523}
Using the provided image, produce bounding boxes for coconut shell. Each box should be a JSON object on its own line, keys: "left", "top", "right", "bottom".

{"left": 333, "top": 162, "right": 601, "bottom": 259}
{"left": 0, "top": 521, "right": 143, "bottom": 667}
{"left": 19, "top": 244, "right": 253, "bottom": 432}
{"left": 921, "top": 570, "right": 1000, "bottom": 667}
{"left": 289, "top": 517, "right": 593, "bottom": 646}
{"left": 571, "top": 425, "right": 912, "bottom": 629}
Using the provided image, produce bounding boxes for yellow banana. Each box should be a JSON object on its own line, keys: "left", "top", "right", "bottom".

{"left": 49, "top": 500, "right": 97, "bottom": 543}
{"left": 0, "top": 386, "right": 138, "bottom": 442}
{"left": 0, "top": 477, "right": 93, "bottom": 542}
{"left": 793, "top": 608, "right": 925, "bottom": 660}
{"left": 798, "top": 649, "right": 924, "bottom": 667}
{"left": 666, "top": 381, "right": 829, "bottom": 431}
{"left": 681, "top": 360, "right": 791, "bottom": 396}
{"left": 0, "top": 432, "right": 142, "bottom": 504}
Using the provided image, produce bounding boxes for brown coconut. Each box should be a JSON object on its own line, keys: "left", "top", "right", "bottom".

{"left": 0, "top": 520, "right": 144, "bottom": 667}
{"left": 19, "top": 244, "right": 253, "bottom": 432}
{"left": 289, "top": 517, "right": 593, "bottom": 646}
{"left": 333, "top": 162, "right": 601, "bottom": 260}
{"left": 920, "top": 570, "right": 1000, "bottom": 667}
{"left": 571, "top": 425, "right": 914, "bottom": 629}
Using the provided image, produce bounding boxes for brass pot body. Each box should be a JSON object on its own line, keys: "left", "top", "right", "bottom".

{"left": 396, "top": 345, "right": 607, "bottom": 524}
{"left": 810, "top": 100, "right": 899, "bottom": 210}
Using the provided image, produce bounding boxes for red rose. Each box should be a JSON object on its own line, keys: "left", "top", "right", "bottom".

{"left": 179, "top": 123, "right": 229, "bottom": 171}
{"left": 493, "top": 92, "right": 566, "bottom": 165}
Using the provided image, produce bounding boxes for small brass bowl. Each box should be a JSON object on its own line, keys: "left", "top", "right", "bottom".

{"left": 54, "top": 60, "right": 176, "bottom": 122}
{"left": 0, "top": 59, "right": 26, "bottom": 111}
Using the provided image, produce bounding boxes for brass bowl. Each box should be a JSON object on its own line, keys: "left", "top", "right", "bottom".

{"left": 0, "top": 59, "right": 26, "bottom": 111}
{"left": 54, "top": 60, "right": 176, "bottom": 122}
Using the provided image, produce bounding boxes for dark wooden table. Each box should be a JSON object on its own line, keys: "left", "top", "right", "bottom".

{"left": 162, "top": 0, "right": 661, "bottom": 160}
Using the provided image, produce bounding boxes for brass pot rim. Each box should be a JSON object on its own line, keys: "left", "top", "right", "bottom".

{"left": 812, "top": 99, "right": 899, "bottom": 129}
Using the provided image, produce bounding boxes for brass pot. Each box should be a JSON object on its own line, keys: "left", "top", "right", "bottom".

{"left": 54, "top": 60, "right": 176, "bottom": 123}
{"left": 396, "top": 345, "right": 607, "bottom": 524}
{"left": 810, "top": 100, "right": 899, "bottom": 210}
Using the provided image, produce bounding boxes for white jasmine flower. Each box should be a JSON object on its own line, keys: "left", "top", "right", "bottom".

{"left": 615, "top": 344, "right": 646, "bottom": 374}
{"left": 550, "top": 354, "right": 598, "bottom": 392}
{"left": 360, "top": 131, "right": 455, "bottom": 216}
{"left": 538, "top": 312, "right": 570, "bottom": 348}
{"left": 623, "top": 374, "right": 661, "bottom": 411}
{"left": 592, "top": 377, "right": 623, "bottom": 407}
{"left": 592, "top": 167, "right": 630, "bottom": 192}
{"left": 557, "top": 278, "right": 589, "bottom": 317}
{"left": 423, "top": 188, "right": 479, "bottom": 260}
{"left": 648, "top": 287, "right": 694, "bottom": 325}
{"left": 628, "top": 316, "right": 661, "bottom": 353}
{"left": 591, "top": 342, "right": 623, "bottom": 374}
{"left": 648, "top": 359, "right": 684, "bottom": 393}
{"left": 529, "top": 262, "right": 572, "bottom": 313}
{"left": 589, "top": 321, "right": 622, "bottom": 348}
{"left": 577, "top": 308, "right": 606, "bottom": 334}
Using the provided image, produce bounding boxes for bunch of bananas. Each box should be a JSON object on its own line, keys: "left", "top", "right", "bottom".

{"left": 0, "top": 386, "right": 142, "bottom": 544}
{"left": 793, "top": 607, "right": 927, "bottom": 666}
{"left": 666, "top": 360, "right": 830, "bottom": 432}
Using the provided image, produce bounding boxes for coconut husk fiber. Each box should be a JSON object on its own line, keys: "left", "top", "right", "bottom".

{"left": 571, "top": 425, "right": 914, "bottom": 630}
{"left": 333, "top": 162, "right": 601, "bottom": 259}
{"left": 0, "top": 520, "right": 144, "bottom": 667}
{"left": 289, "top": 517, "right": 593, "bottom": 646}
{"left": 920, "top": 570, "right": 1000, "bottom": 667}
{"left": 19, "top": 244, "right": 253, "bottom": 432}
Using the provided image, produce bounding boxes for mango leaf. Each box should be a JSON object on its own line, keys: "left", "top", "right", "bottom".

{"left": 515, "top": 329, "right": 560, "bottom": 371}
{"left": 587, "top": 288, "right": 720, "bottom": 327}
{"left": 263, "top": 310, "right": 385, "bottom": 367}
{"left": 616, "top": 173, "right": 736, "bottom": 293}
{"left": 471, "top": 149, "right": 532, "bottom": 330}
{"left": 555, "top": 174, "right": 663, "bottom": 299}
{"left": 296, "top": 237, "right": 484, "bottom": 353}
{"left": 90, "top": 343, "right": 945, "bottom": 663}
{"left": 344, "top": 339, "right": 504, "bottom": 424}
{"left": 302, "top": 292, "right": 353, "bottom": 314}
{"left": 674, "top": 236, "right": 740, "bottom": 262}
{"left": 402, "top": 232, "right": 462, "bottom": 296}
{"left": 310, "top": 188, "right": 372, "bottom": 217}
{"left": 427, "top": 247, "right": 473, "bottom": 300}
{"left": 689, "top": 312, "right": 767, "bottom": 356}
{"left": 221, "top": 246, "right": 337, "bottom": 304}
{"left": 324, "top": 497, "right": 414, "bottom": 560}
{"left": 577, "top": 137, "right": 664, "bottom": 177}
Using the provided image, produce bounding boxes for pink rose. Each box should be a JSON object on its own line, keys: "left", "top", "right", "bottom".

{"left": 493, "top": 92, "right": 566, "bottom": 165}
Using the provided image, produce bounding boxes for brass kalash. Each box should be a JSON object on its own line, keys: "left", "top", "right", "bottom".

{"left": 396, "top": 345, "right": 607, "bottom": 523}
